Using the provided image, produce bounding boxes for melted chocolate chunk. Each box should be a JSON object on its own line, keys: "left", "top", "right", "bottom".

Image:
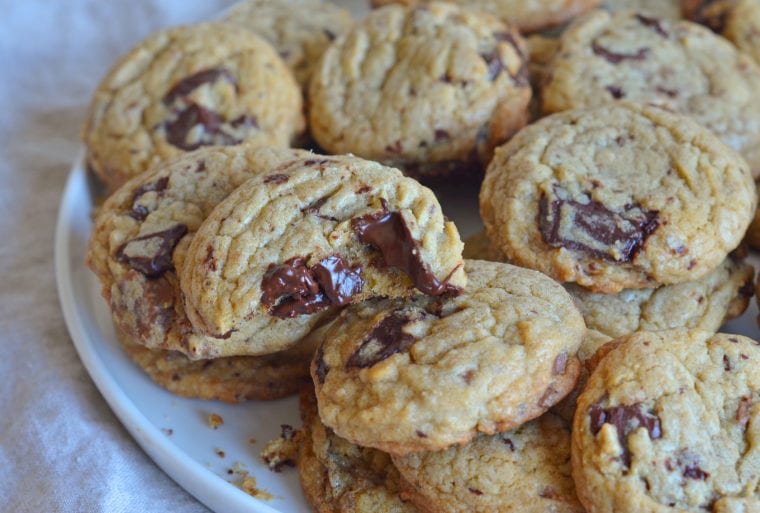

{"left": 589, "top": 402, "right": 662, "bottom": 467}
{"left": 346, "top": 308, "right": 430, "bottom": 368}
{"left": 683, "top": 465, "right": 709, "bottom": 480}
{"left": 737, "top": 396, "right": 753, "bottom": 428}
{"left": 260, "top": 256, "right": 363, "bottom": 318}
{"left": 636, "top": 14, "right": 669, "bottom": 38}
{"left": 482, "top": 50, "right": 504, "bottom": 81}
{"left": 229, "top": 114, "right": 258, "bottom": 129}
{"left": 311, "top": 255, "right": 363, "bottom": 306}
{"left": 552, "top": 352, "right": 568, "bottom": 375}
{"left": 130, "top": 176, "right": 169, "bottom": 220}
{"left": 163, "top": 68, "right": 236, "bottom": 106}
{"left": 351, "top": 201, "right": 461, "bottom": 296}
{"left": 301, "top": 196, "right": 338, "bottom": 221}
{"left": 539, "top": 186, "right": 659, "bottom": 262}
{"left": 115, "top": 224, "right": 188, "bottom": 277}
{"left": 164, "top": 104, "right": 240, "bottom": 151}
{"left": 592, "top": 41, "right": 649, "bottom": 64}
{"left": 263, "top": 174, "right": 290, "bottom": 184}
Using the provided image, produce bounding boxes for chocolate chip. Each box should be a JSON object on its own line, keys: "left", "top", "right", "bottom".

{"left": 385, "top": 140, "right": 403, "bottom": 155}
{"left": 723, "top": 354, "right": 733, "bottom": 371}
{"left": 589, "top": 402, "right": 662, "bottom": 467}
{"left": 636, "top": 14, "right": 669, "bottom": 37}
{"left": 501, "top": 436, "right": 515, "bottom": 451}
{"left": 606, "top": 85, "right": 625, "bottom": 99}
{"left": 434, "top": 129, "right": 450, "bottom": 141}
{"left": 314, "top": 347, "right": 329, "bottom": 384}
{"left": 260, "top": 255, "right": 363, "bottom": 318}
{"left": 682, "top": 0, "right": 730, "bottom": 33}
{"left": 460, "top": 369, "right": 475, "bottom": 384}
{"left": 737, "top": 396, "right": 753, "bottom": 428}
{"left": 115, "top": 224, "right": 188, "bottom": 277}
{"left": 415, "top": 430, "right": 428, "bottom": 438}
{"left": 163, "top": 104, "right": 240, "bottom": 151}
{"left": 351, "top": 200, "right": 461, "bottom": 296}
{"left": 539, "top": 186, "right": 659, "bottom": 263}
{"left": 162, "top": 68, "right": 237, "bottom": 106}
{"left": 553, "top": 353, "right": 568, "bottom": 376}
{"left": 130, "top": 176, "right": 170, "bottom": 221}
{"left": 263, "top": 174, "right": 290, "bottom": 184}
{"left": 323, "top": 28, "right": 336, "bottom": 41}
{"left": 301, "top": 196, "right": 338, "bottom": 221}
{"left": 346, "top": 307, "right": 430, "bottom": 368}
{"left": 311, "top": 255, "right": 363, "bottom": 306}
{"left": 538, "top": 385, "right": 560, "bottom": 408}
{"left": 482, "top": 50, "right": 504, "bottom": 81}
{"left": 683, "top": 465, "right": 709, "bottom": 480}
{"left": 468, "top": 488, "right": 483, "bottom": 495}
{"left": 656, "top": 86, "right": 678, "bottom": 98}
{"left": 229, "top": 114, "right": 258, "bottom": 129}
{"left": 592, "top": 41, "right": 649, "bottom": 64}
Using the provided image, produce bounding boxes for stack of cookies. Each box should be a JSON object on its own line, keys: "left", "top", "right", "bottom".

{"left": 82, "top": 0, "right": 760, "bottom": 512}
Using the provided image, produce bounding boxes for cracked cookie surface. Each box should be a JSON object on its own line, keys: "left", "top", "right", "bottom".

{"left": 82, "top": 23, "right": 304, "bottom": 191}
{"left": 308, "top": 2, "right": 531, "bottom": 179}
{"left": 480, "top": 102, "right": 756, "bottom": 293}
{"left": 541, "top": 9, "right": 760, "bottom": 177}
{"left": 223, "top": 0, "right": 354, "bottom": 90}
{"left": 369, "top": 0, "right": 602, "bottom": 33}
{"left": 573, "top": 329, "right": 760, "bottom": 512}
{"left": 392, "top": 412, "right": 584, "bottom": 513}
{"left": 180, "top": 153, "right": 466, "bottom": 356}
{"left": 86, "top": 144, "right": 312, "bottom": 359}
{"left": 311, "top": 259, "right": 584, "bottom": 455}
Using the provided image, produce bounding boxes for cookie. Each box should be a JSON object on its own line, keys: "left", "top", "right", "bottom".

{"left": 746, "top": 183, "right": 760, "bottom": 249}
{"left": 308, "top": 2, "right": 531, "bottom": 179}
{"left": 541, "top": 9, "right": 760, "bottom": 177}
{"left": 369, "top": 0, "right": 602, "bottom": 34}
{"left": 311, "top": 259, "right": 584, "bottom": 455}
{"left": 298, "top": 386, "right": 419, "bottom": 513}
{"left": 180, "top": 153, "right": 466, "bottom": 356}
{"left": 82, "top": 22, "right": 305, "bottom": 192}
{"left": 603, "top": 0, "right": 682, "bottom": 19}
{"left": 223, "top": 0, "right": 354, "bottom": 90}
{"left": 392, "top": 412, "right": 584, "bottom": 513}
{"left": 684, "top": 0, "right": 760, "bottom": 68}
{"left": 86, "top": 144, "right": 314, "bottom": 359}
{"left": 115, "top": 323, "right": 319, "bottom": 402}
{"left": 572, "top": 329, "right": 760, "bottom": 512}
{"left": 480, "top": 102, "right": 756, "bottom": 293}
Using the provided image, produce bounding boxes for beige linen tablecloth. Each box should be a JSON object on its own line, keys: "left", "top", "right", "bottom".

{"left": 0, "top": 2, "right": 246, "bottom": 511}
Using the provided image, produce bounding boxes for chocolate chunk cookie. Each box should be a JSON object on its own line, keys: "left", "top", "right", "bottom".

{"left": 480, "top": 102, "right": 756, "bottom": 293}
{"left": 392, "top": 412, "right": 584, "bottom": 513}
{"left": 541, "top": 9, "right": 760, "bottom": 177}
{"left": 573, "top": 329, "right": 760, "bottom": 512}
{"left": 298, "top": 386, "right": 419, "bottom": 513}
{"left": 223, "top": 0, "right": 354, "bottom": 90}
{"left": 369, "top": 0, "right": 603, "bottom": 34}
{"left": 308, "top": 2, "right": 531, "bottom": 179}
{"left": 603, "top": 0, "right": 682, "bottom": 19}
{"left": 685, "top": 0, "right": 760, "bottom": 68}
{"left": 115, "top": 322, "right": 320, "bottom": 402}
{"left": 82, "top": 23, "right": 305, "bottom": 192}
{"left": 86, "top": 144, "right": 313, "bottom": 359}
{"left": 180, "top": 153, "right": 466, "bottom": 356}
{"left": 311, "top": 260, "right": 584, "bottom": 455}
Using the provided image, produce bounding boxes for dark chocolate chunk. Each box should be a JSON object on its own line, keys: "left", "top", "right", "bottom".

{"left": 683, "top": 465, "right": 709, "bottom": 480}
{"left": 311, "top": 255, "right": 363, "bottom": 306}
{"left": 539, "top": 186, "right": 659, "bottom": 262}
{"left": 229, "top": 114, "right": 258, "bottom": 129}
{"left": 115, "top": 224, "right": 188, "bottom": 277}
{"left": 592, "top": 41, "right": 649, "bottom": 64}
{"left": 552, "top": 352, "right": 568, "bottom": 375}
{"left": 468, "top": 488, "right": 483, "bottom": 495}
{"left": 385, "top": 140, "right": 403, "bottom": 155}
{"left": 346, "top": 307, "right": 430, "bottom": 368}
{"left": 163, "top": 104, "right": 240, "bottom": 151}
{"left": 482, "top": 50, "right": 504, "bottom": 81}
{"left": 130, "top": 176, "right": 170, "bottom": 220}
{"left": 323, "top": 28, "right": 336, "bottom": 41}
{"left": 737, "top": 396, "right": 753, "bottom": 428}
{"left": 606, "top": 85, "right": 625, "bottom": 99}
{"left": 351, "top": 201, "right": 461, "bottom": 296}
{"left": 723, "top": 354, "right": 733, "bottom": 371}
{"left": 501, "top": 435, "right": 515, "bottom": 451}
{"left": 260, "top": 255, "right": 363, "bottom": 318}
{"left": 682, "top": 0, "right": 730, "bottom": 33}
{"left": 263, "top": 174, "right": 290, "bottom": 184}
{"left": 314, "top": 347, "right": 329, "bottom": 384}
{"left": 636, "top": 14, "right": 669, "bottom": 38}
{"left": 589, "top": 402, "right": 662, "bottom": 467}
{"left": 163, "top": 68, "right": 236, "bottom": 106}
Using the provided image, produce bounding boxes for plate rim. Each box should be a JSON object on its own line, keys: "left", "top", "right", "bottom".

{"left": 54, "top": 151, "right": 285, "bottom": 513}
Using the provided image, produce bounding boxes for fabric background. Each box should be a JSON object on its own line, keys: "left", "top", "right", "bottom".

{"left": 0, "top": 2, "right": 293, "bottom": 511}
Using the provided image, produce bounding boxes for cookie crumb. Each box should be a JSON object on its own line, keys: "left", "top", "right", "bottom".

{"left": 215, "top": 448, "right": 225, "bottom": 458}
{"left": 260, "top": 424, "right": 302, "bottom": 472}
{"left": 161, "top": 428, "right": 173, "bottom": 436}
{"left": 248, "top": 437, "right": 257, "bottom": 445}
{"left": 228, "top": 462, "right": 274, "bottom": 500}
{"left": 207, "top": 413, "right": 224, "bottom": 429}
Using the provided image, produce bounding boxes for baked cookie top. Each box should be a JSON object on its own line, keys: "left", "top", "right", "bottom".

{"left": 683, "top": 0, "right": 760, "bottom": 68}
{"left": 223, "top": 0, "right": 354, "bottom": 89}
{"left": 311, "top": 259, "right": 584, "bottom": 455}
{"left": 480, "top": 102, "right": 756, "bottom": 293}
{"left": 86, "top": 144, "right": 312, "bottom": 359}
{"left": 298, "top": 386, "right": 418, "bottom": 513}
{"left": 180, "top": 153, "right": 466, "bottom": 352}
{"left": 392, "top": 412, "right": 584, "bottom": 513}
{"left": 573, "top": 329, "right": 760, "bottom": 512}
{"left": 541, "top": 9, "right": 760, "bottom": 177}
{"left": 603, "top": 0, "right": 682, "bottom": 19}
{"left": 82, "top": 22, "right": 305, "bottom": 191}
{"left": 369, "top": 0, "right": 603, "bottom": 34}
{"left": 308, "top": 2, "right": 531, "bottom": 177}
